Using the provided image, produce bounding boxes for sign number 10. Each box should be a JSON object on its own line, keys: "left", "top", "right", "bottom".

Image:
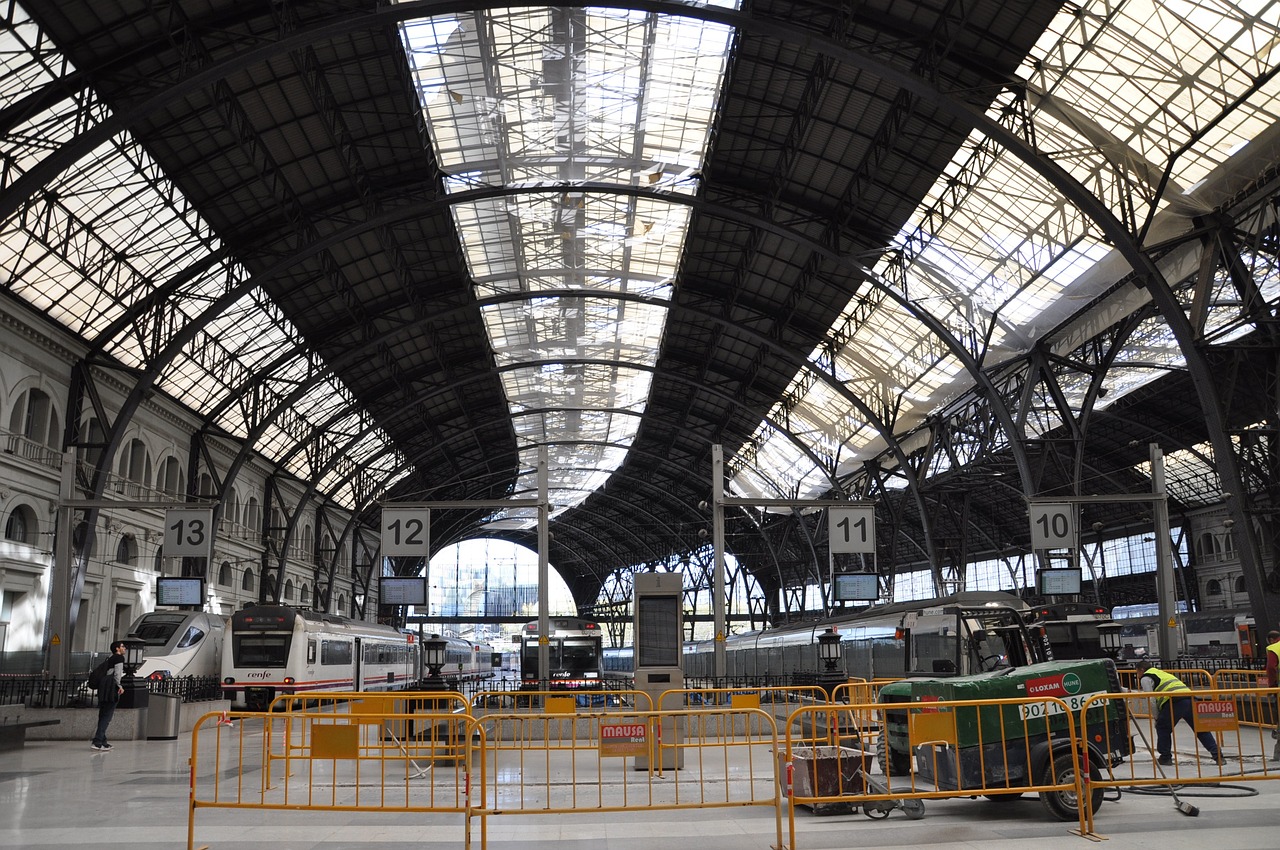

{"left": 1029, "top": 503, "right": 1076, "bottom": 550}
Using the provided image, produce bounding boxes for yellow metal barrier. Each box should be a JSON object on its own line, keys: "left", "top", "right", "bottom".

{"left": 268, "top": 690, "right": 470, "bottom": 715}
{"left": 470, "top": 687, "right": 651, "bottom": 712}
{"left": 188, "top": 709, "right": 482, "bottom": 850}
{"left": 1081, "top": 686, "right": 1280, "bottom": 836}
{"left": 473, "top": 705, "right": 783, "bottom": 850}
{"left": 1212, "top": 669, "right": 1277, "bottom": 730}
{"left": 783, "top": 695, "right": 1096, "bottom": 847}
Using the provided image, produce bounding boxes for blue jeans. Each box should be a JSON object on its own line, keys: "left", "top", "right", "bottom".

{"left": 93, "top": 694, "right": 117, "bottom": 746}
{"left": 1155, "top": 696, "right": 1219, "bottom": 759}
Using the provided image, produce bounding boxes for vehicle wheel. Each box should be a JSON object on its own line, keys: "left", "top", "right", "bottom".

{"left": 877, "top": 727, "right": 911, "bottom": 776}
{"left": 1038, "top": 752, "right": 1102, "bottom": 821}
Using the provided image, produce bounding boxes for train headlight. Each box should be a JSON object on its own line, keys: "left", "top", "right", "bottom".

{"left": 283, "top": 677, "right": 295, "bottom": 684}
{"left": 223, "top": 677, "right": 235, "bottom": 685}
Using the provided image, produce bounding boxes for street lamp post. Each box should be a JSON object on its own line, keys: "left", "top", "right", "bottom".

{"left": 118, "top": 639, "right": 149, "bottom": 709}
{"left": 422, "top": 634, "right": 448, "bottom": 692}
{"left": 816, "top": 628, "right": 844, "bottom": 703}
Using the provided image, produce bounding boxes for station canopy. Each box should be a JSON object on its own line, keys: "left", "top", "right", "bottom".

{"left": 1, "top": 0, "right": 1277, "bottom": 606}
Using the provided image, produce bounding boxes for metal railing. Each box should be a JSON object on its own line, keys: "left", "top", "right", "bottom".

{"left": 0, "top": 674, "right": 223, "bottom": 707}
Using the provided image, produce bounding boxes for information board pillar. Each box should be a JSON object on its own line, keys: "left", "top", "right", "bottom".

{"left": 633, "top": 572, "right": 684, "bottom": 770}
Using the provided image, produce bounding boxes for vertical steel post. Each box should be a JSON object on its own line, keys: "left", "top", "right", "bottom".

{"left": 47, "top": 451, "right": 76, "bottom": 681}
{"left": 712, "top": 445, "right": 726, "bottom": 679}
{"left": 1150, "top": 444, "right": 1179, "bottom": 662}
{"left": 537, "top": 445, "right": 550, "bottom": 685}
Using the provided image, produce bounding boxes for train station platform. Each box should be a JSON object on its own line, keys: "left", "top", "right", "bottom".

{"left": 3, "top": 710, "right": 1280, "bottom": 850}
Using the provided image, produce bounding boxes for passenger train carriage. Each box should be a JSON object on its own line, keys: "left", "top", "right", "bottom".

{"left": 222, "top": 605, "right": 496, "bottom": 710}
{"left": 223, "top": 606, "right": 416, "bottom": 710}
{"left": 127, "top": 610, "right": 226, "bottom": 679}
{"left": 518, "top": 617, "right": 604, "bottom": 689}
{"left": 680, "top": 591, "right": 1049, "bottom": 680}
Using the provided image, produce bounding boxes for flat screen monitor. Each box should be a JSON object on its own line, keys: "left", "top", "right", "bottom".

{"left": 379, "top": 576, "right": 427, "bottom": 606}
{"left": 155, "top": 576, "right": 204, "bottom": 607}
{"left": 1038, "top": 568, "right": 1082, "bottom": 595}
{"left": 833, "top": 572, "right": 879, "bottom": 602}
{"left": 636, "top": 595, "right": 681, "bottom": 667}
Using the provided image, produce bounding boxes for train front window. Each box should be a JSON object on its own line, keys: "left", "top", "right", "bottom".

{"left": 129, "top": 614, "right": 187, "bottom": 646}
{"left": 176, "top": 626, "right": 205, "bottom": 649}
{"left": 235, "top": 634, "right": 289, "bottom": 667}
{"left": 561, "top": 639, "right": 601, "bottom": 677}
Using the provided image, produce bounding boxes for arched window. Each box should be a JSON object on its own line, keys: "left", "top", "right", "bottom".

{"left": 72, "top": 521, "right": 95, "bottom": 558}
{"left": 336, "top": 593, "right": 345, "bottom": 615}
{"left": 117, "top": 438, "right": 150, "bottom": 485}
{"left": 197, "top": 472, "right": 215, "bottom": 498}
{"left": 300, "top": 583, "right": 311, "bottom": 605}
{"left": 242, "top": 567, "right": 255, "bottom": 592}
{"left": 9, "top": 387, "right": 59, "bottom": 447}
{"left": 1206, "top": 579, "right": 1222, "bottom": 596}
{"left": 222, "top": 490, "right": 239, "bottom": 534}
{"left": 245, "top": 497, "right": 260, "bottom": 536}
{"left": 1233, "top": 575, "right": 1246, "bottom": 593}
{"left": 115, "top": 535, "right": 136, "bottom": 565}
{"left": 284, "top": 579, "right": 294, "bottom": 601}
{"left": 4, "top": 504, "right": 38, "bottom": 545}
{"left": 157, "top": 456, "right": 184, "bottom": 496}
{"left": 218, "top": 561, "right": 232, "bottom": 586}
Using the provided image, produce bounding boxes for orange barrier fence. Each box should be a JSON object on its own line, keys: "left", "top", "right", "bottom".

{"left": 781, "top": 696, "right": 1095, "bottom": 846}
{"left": 1079, "top": 687, "right": 1280, "bottom": 834}
{"left": 187, "top": 709, "right": 481, "bottom": 850}
{"left": 185, "top": 683, "right": 1280, "bottom": 849}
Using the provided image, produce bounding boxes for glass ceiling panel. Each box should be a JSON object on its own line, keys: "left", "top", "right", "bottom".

{"left": 0, "top": 2, "right": 400, "bottom": 511}
{"left": 401, "top": 3, "right": 735, "bottom": 528}
{"left": 737, "top": 0, "right": 1280, "bottom": 500}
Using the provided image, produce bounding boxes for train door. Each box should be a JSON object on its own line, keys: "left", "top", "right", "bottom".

{"left": 1237, "top": 618, "right": 1258, "bottom": 658}
{"left": 353, "top": 636, "right": 364, "bottom": 692}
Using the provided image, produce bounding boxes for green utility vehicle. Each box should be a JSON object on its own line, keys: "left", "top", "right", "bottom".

{"left": 877, "top": 658, "right": 1129, "bottom": 820}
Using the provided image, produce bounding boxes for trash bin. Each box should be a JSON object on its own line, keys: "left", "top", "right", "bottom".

{"left": 777, "top": 746, "right": 868, "bottom": 815}
{"left": 146, "top": 692, "right": 182, "bottom": 741}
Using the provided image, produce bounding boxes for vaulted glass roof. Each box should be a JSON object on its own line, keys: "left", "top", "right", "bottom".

{"left": 400, "top": 4, "right": 737, "bottom": 527}
{"left": 1, "top": 0, "right": 1276, "bottom": 538}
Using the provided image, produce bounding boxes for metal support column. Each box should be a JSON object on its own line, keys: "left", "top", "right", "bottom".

{"left": 1150, "top": 444, "right": 1180, "bottom": 662}
{"left": 712, "top": 446, "right": 726, "bottom": 679}
{"left": 537, "top": 445, "right": 550, "bottom": 685}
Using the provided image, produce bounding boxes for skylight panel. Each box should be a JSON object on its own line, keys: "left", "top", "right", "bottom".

{"left": 402, "top": 4, "right": 735, "bottom": 526}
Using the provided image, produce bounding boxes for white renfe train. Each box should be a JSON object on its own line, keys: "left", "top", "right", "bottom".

{"left": 126, "top": 610, "right": 227, "bottom": 679}
{"left": 221, "top": 605, "right": 496, "bottom": 710}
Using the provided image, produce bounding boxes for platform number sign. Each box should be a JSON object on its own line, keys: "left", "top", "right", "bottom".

{"left": 381, "top": 507, "right": 430, "bottom": 557}
{"left": 1029, "top": 502, "right": 1077, "bottom": 551}
{"left": 163, "top": 507, "right": 214, "bottom": 559}
{"left": 829, "top": 505, "right": 876, "bottom": 554}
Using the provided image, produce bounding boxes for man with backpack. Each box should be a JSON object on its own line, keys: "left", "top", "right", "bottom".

{"left": 90, "top": 641, "right": 126, "bottom": 751}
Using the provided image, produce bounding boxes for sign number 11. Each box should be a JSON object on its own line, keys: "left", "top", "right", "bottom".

{"left": 830, "top": 506, "right": 875, "bottom": 554}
